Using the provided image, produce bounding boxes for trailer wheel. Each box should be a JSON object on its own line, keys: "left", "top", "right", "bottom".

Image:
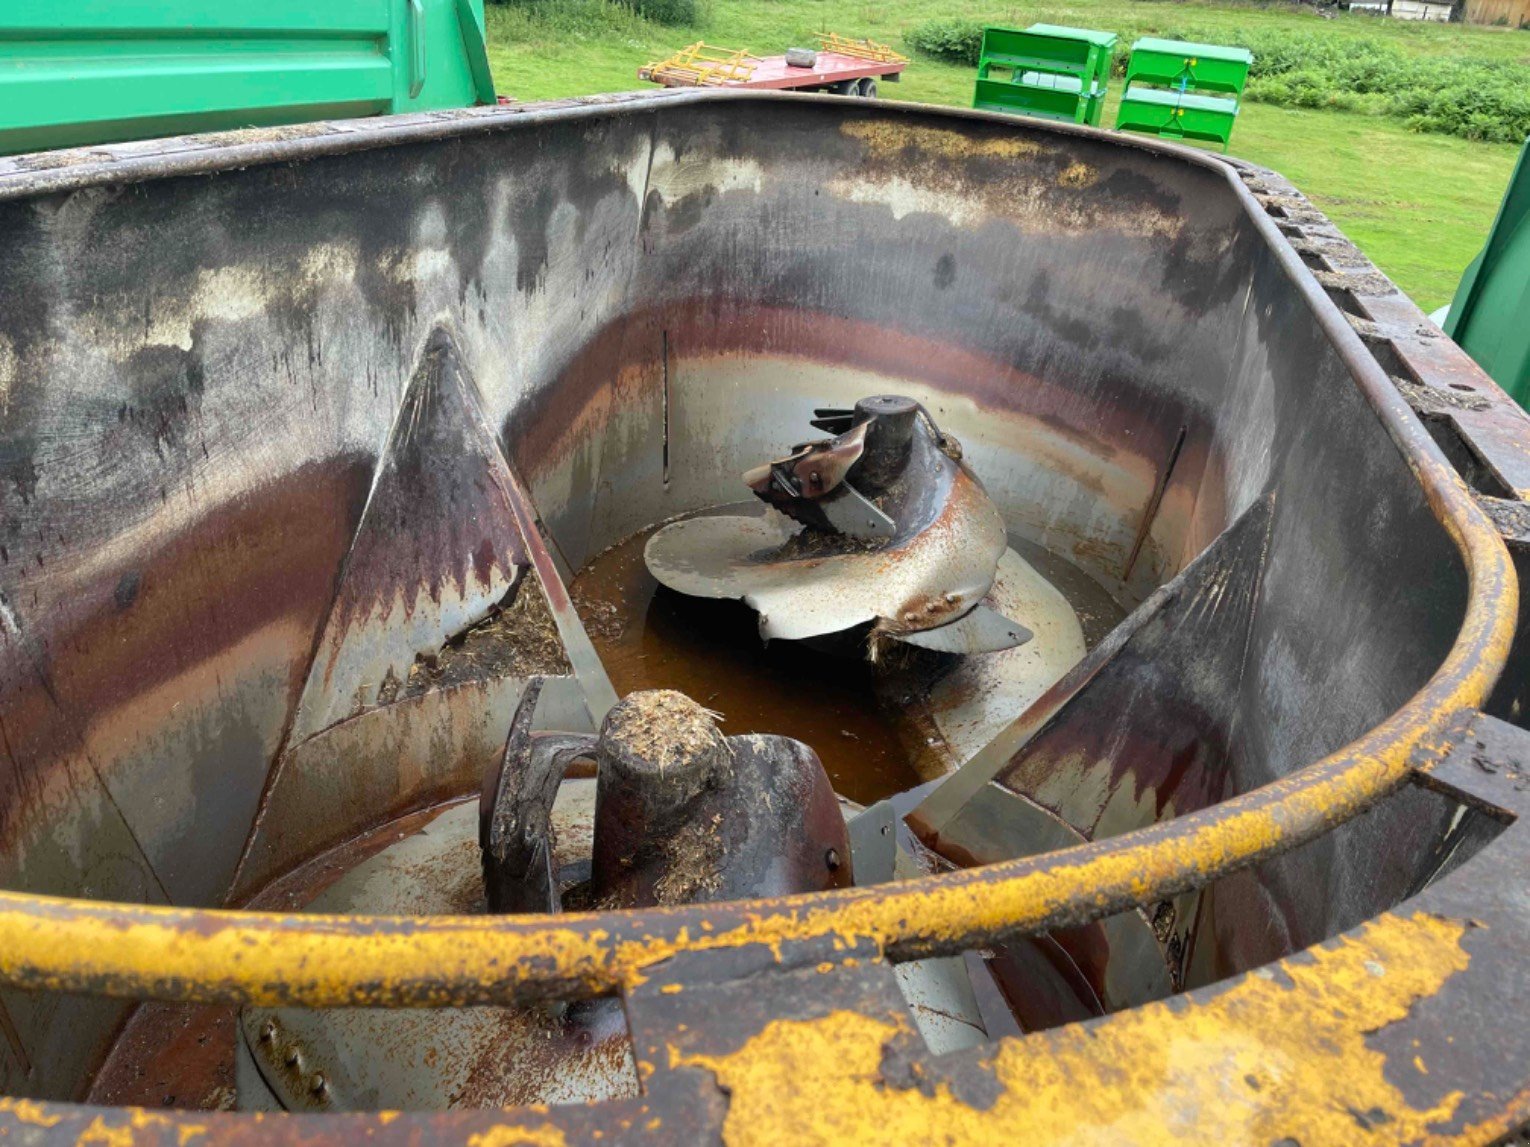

{"left": 858, "top": 77, "right": 879, "bottom": 99}
{"left": 834, "top": 80, "right": 858, "bottom": 96}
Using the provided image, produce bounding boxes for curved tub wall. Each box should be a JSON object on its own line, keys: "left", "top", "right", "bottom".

{"left": 513, "top": 105, "right": 1254, "bottom": 598}
{"left": 0, "top": 96, "right": 1473, "bottom": 1097}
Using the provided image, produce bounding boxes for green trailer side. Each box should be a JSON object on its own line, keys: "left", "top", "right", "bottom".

{"left": 0, "top": 0, "right": 496, "bottom": 156}
{"left": 1444, "top": 138, "right": 1530, "bottom": 408}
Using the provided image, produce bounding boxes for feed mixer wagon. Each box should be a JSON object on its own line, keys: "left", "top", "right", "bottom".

{"left": 0, "top": 14, "right": 1526, "bottom": 1145}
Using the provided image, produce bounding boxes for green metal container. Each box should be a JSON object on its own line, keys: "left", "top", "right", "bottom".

{"left": 972, "top": 25, "right": 1117, "bottom": 127}
{"left": 1115, "top": 37, "right": 1251, "bottom": 152}
{"left": 0, "top": 0, "right": 496, "bottom": 156}
{"left": 1444, "top": 138, "right": 1530, "bottom": 408}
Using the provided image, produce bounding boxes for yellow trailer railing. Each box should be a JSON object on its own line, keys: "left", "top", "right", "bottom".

{"left": 816, "top": 32, "right": 908, "bottom": 65}
{"left": 638, "top": 41, "right": 760, "bottom": 87}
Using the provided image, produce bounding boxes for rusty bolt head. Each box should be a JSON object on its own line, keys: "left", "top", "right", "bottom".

{"left": 284, "top": 1048, "right": 302, "bottom": 1069}
{"left": 826, "top": 848, "right": 841, "bottom": 871}
{"left": 259, "top": 1021, "right": 276, "bottom": 1043}
{"left": 310, "top": 1073, "right": 328, "bottom": 1097}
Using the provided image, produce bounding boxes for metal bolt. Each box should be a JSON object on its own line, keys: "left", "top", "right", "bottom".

{"left": 825, "top": 848, "right": 841, "bottom": 871}
{"left": 285, "top": 1048, "right": 302, "bottom": 1069}
{"left": 310, "top": 1073, "right": 329, "bottom": 1097}
{"left": 258, "top": 1021, "right": 276, "bottom": 1043}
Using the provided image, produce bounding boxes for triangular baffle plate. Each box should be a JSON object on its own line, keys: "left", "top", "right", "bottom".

{"left": 912, "top": 495, "right": 1277, "bottom": 860}
{"left": 906, "top": 496, "right": 1276, "bottom": 1005}
{"left": 288, "top": 328, "right": 529, "bottom": 742}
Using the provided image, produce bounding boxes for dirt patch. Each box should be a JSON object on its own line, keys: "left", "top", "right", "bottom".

{"left": 1315, "top": 268, "right": 1396, "bottom": 298}
{"left": 196, "top": 123, "right": 336, "bottom": 148}
{"left": 653, "top": 813, "right": 726, "bottom": 905}
{"left": 604, "top": 689, "right": 727, "bottom": 773}
{"left": 406, "top": 575, "right": 571, "bottom": 697}
{"left": 572, "top": 591, "right": 624, "bottom": 642}
{"left": 14, "top": 149, "right": 111, "bottom": 172}
{"left": 1394, "top": 376, "right": 1493, "bottom": 414}
{"left": 772, "top": 524, "right": 886, "bottom": 561}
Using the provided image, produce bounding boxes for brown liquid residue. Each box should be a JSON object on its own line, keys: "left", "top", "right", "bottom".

{"left": 570, "top": 515, "right": 920, "bottom": 806}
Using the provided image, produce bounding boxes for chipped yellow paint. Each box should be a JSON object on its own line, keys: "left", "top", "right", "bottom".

{"left": 674, "top": 914, "right": 1474, "bottom": 1146}
{"left": 0, "top": 1097, "right": 63, "bottom": 1128}
{"left": 58, "top": 1108, "right": 211, "bottom": 1147}
{"left": 77, "top": 1114, "right": 135, "bottom": 1147}
{"left": 467, "top": 1124, "right": 567, "bottom": 1147}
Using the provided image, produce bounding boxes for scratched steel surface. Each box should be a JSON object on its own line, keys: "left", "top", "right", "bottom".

{"left": 0, "top": 91, "right": 1524, "bottom": 1138}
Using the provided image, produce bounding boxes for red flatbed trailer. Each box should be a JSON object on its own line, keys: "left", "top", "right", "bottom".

{"left": 639, "top": 35, "right": 908, "bottom": 98}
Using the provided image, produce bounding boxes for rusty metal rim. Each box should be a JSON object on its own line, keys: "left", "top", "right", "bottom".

{"left": 0, "top": 93, "right": 1515, "bottom": 1012}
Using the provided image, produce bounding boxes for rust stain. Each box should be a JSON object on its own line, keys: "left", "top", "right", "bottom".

{"left": 832, "top": 119, "right": 1183, "bottom": 238}
{"left": 837, "top": 119, "right": 1044, "bottom": 162}
{"left": 1058, "top": 161, "right": 1098, "bottom": 189}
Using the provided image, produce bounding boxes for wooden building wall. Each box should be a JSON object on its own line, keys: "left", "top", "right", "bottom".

{"left": 1464, "top": 0, "right": 1530, "bottom": 27}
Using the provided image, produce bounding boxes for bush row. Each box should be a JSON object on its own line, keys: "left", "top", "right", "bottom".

{"left": 487, "top": 0, "right": 700, "bottom": 28}
{"left": 904, "top": 19, "right": 1530, "bottom": 142}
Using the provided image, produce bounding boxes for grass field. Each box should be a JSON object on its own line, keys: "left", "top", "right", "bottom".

{"left": 483, "top": 0, "right": 1528, "bottom": 310}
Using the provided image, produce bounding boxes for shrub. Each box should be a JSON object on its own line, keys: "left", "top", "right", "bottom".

{"left": 486, "top": 0, "right": 700, "bottom": 29}
{"left": 904, "top": 18, "right": 985, "bottom": 66}
{"left": 627, "top": 0, "right": 699, "bottom": 25}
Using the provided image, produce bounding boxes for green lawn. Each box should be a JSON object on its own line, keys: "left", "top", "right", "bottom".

{"left": 484, "top": 0, "right": 1528, "bottom": 309}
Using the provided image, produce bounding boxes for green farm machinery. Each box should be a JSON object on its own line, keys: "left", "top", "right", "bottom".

{"left": 1113, "top": 37, "right": 1252, "bottom": 152}
{"left": 1445, "top": 137, "right": 1530, "bottom": 407}
{"left": 972, "top": 25, "right": 1117, "bottom": 126}
{"left": 0, "top": 0, "right": 497, "bottom": 156}
{"left": 972, "top": 28, "right": 1252, "bottom": 152}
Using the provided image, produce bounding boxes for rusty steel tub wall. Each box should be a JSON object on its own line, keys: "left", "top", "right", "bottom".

{"left": 0, "top": 89, "right": 1520, "bottom": 1127}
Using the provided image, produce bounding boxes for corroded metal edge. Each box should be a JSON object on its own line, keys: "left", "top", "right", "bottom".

{"left": 0, "top": 96, "right": 1526, "bottom": 1141}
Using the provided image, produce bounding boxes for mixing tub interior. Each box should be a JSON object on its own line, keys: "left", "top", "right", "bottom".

{"left": 0, "top": 95, "right": 1497, "bottom": 1108}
